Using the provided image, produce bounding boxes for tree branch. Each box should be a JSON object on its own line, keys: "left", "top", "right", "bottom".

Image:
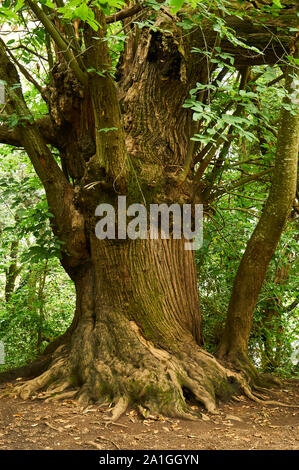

{"left": 10, "top": 45, "right": 47, "bottom": 61}
{"left": 266, "top": 72, "right": 285, "bottom": 87}
{"left": 0, "top": 38, "right": 88, "bottom": 266}
{"left": 286, "top": 298, "right": 298, "bottom": 312}
{"left": 219, "top": 206, "right": 259, "bottom": 218}
{"left": 193, "top": 93, "right": 246, "bottom": 186}
{"left": 106, "top": 4, "right": 143, "bottom": 24}
{"left": 0, "top": 124, "right": 21, "bottom": 147}
{"left": 188, "top": 6, "right": 296, "bottom": 67}
{"left": 5, "top": 45, "right": 47, "bottom": 100}
{"left": 220, "top": 169, "right": 273, "bottom": 195}
{"left": 0, "top": 38, "right": 64, "bottom": 184}
{"left": 25, "top": 0, "right": 88, "bottom": 85}
{"left": 52, "top": 0, "right": 81, "bottom": 53}
{"left": 0, "top": 116, "right": 59, "bottom": 148}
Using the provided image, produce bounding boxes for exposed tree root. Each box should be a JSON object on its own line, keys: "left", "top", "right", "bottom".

{"left": 45, "top": 390, "right": 77, "bottom": 402}
{"left": 104, "top": 396, "right": 129, "bottom": 423}
{"left": 11, "top": 320, "right": 296, "bottom": 419}
{"left": 14, "top": 356, "right": 68, "bottom": 400}
{"left": 215, "top": 355, "right": 297, "bottom": 408}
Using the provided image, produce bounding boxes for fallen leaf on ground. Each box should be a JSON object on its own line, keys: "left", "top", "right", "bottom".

{"left": 225, "top": 414, "right": 243, "bottom": 422}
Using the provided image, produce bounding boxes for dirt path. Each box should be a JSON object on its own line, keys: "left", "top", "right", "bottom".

{"left": 0, "top": 379, "right": 298, "bottom": 450}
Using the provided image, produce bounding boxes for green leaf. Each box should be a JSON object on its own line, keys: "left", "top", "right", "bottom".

{"left": 169, "top": 0, "right": 184, "bottom": 15}
{"left": 74, "top": 3, "right": 90, "bottom": 21}
{"left": 98, "top": 127, "right": 118, "bottom": 133}
{"left": 14, "top": 0, "right": 25, "bottom": 12}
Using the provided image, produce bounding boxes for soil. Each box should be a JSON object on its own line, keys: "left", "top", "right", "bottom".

{"left": 0, "top": 379, "right": 298, "bottom": 450}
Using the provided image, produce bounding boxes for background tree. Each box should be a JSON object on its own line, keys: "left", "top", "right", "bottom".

{"left": 0, "top": 151, "right": 74, "bottom": 368}
{"left": 217, "top": 50, "right": 299, "bottom": 379}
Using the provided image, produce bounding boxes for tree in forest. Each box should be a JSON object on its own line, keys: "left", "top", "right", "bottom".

{"left": 217, "top": 44, "right": 299, "bottom": 376}
{"left": 197, "top": 193, "right": 298, "bottom": 376}
{"left": 0, "top": 154, "right": 75, "bottom": 367}
{"left": 0, "top": 0, "right": 298, "bottom": 420}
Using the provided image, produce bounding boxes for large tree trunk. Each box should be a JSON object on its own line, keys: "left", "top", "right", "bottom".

{"left": 17, "top": 235, "right": 255, "bottom": 418}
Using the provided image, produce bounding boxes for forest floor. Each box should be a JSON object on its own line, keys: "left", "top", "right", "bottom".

{"left": 0, "top": 379, "right": 298, "bottom": 450}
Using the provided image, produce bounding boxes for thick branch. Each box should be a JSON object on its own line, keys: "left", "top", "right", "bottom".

{"left": 106, "top": 4, "right": 143, "bottom": 24}
{"left": 0, "top": 124, "right": 20, "bottom": 147}
{"left": 0, "top": 39, "right": 88, "bottom": 266}
{"left": 0, "top": 116, "right": 59, "bottom": 148}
